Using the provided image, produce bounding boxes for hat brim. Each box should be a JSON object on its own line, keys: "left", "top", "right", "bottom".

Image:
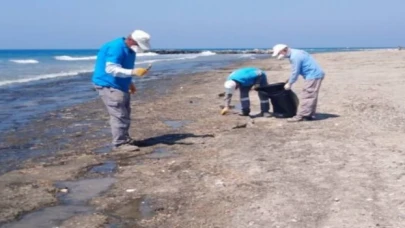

{"left": 272, "top": 51, "right": 279, "bottom": 57}
{"left": 136, "top": 39, "right": 151, "bottom": 51}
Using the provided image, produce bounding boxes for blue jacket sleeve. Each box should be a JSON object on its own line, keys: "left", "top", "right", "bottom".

{"left": 289, "top": 58, "right": 301, "bottom": 84}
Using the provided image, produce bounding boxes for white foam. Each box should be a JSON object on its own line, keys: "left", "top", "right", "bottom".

{"left": 135, "top": 51, "right": 219, "bottom": 65}
{"left": 55, "top": 55, "right": 97, "bottom": 61}
{"left": 178, "top": 55, "right": 199, "bottom": 60}
{"left": 239, "top": 54, "right": 254, "bottom": 58}
{"left": 0, "top": 70, "right": 92, "bottom": 86}
{"left": 53, "top": 52, "right": 158, "bottom": 61}
{"left": 9, "top": 59, "right": 39, "bottom": 64}
{"left": 199, "top": 51, "right": 216, "bottom": 56}
{"left": 137, "top": 59, "right": 169, "bottom": 64}
{"left": 137, "top": 52, "right": 159, "bottom": 57}
{"left": 239, "top": 54, "right": 257, "bottom": 59}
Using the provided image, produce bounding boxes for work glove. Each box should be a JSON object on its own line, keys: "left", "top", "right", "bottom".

{"left": 252, "top": 84, "right": 260, "bottom": 91}
{"left": 220, "top": 107, "right": 230, "bottom": 115}
{"left": 284, "top": 83, "right": 291, "bottom": 90}
{"left": 132, "top": 64, "right": 152, "bottom": 77}
{"left": 129, "top": 83, "right": 136, "bottom": 94}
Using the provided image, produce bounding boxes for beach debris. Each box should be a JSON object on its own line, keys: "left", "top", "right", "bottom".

{"left": 59, "top": 187, "right": 69, "bottom": 193}
{"left": 218, "top": 92, "right": 225, "bottom": 97}
{"left": 219, "top": 105, "right": 236, "bottom": 109}
{"left": 126, "top": 189, "right": 136, "bottom": 193}
{"left": 221, "top": 107, "right": 229, "bottom": 115}
{"left": 334, "top": 198, "right": 340, "bottom": 202}
{"left": 232, "top": 119, "right": 255, "bottom": 129}
{"left": 233, "top": 122, "right": 247, "bottom": 129}
{"left": 215, "top": 179, "right": 225, "bottom": 187}
{"left": 168, "top": 160, "right": 176, "bottom": 165}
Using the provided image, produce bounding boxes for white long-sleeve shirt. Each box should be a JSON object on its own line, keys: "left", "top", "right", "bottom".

{"left": 105, "top": 62, "right": 133, "bottom": 78}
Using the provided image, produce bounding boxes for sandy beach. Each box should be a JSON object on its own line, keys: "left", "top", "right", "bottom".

{"left": 1, "top": 50, "right": 405, "bottom": 228}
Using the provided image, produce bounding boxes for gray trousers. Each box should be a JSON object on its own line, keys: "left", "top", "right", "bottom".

{"left": 296, "top": 78, "right": 323, "bottom": 118}
{"left": 95, "top": 86, "right": 131, "bottom": 146}
{"left": 239, "top": 76, "right": 270, "bottom": 115}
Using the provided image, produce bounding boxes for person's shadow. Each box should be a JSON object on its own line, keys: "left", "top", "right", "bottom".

{"left": 136, "top": 133, "right": 215, "bottom": 147}
{"left": 250, "top": 112, "right": 340, "bottom": 121}
{"left": 311, "top": 113, "right": 340, "bottom": 121}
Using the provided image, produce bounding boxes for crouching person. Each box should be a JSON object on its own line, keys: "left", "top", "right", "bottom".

{"left": 220, "top": 67, "right": 271, "bottom": 117}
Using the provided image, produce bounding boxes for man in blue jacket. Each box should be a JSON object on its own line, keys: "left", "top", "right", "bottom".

{"left": 92, "top": 30, "right": 151, "bottom": 152}
{"left": 272, "top": 44, "right": 325, "bottom": 122}
{"left": 221, "top": 67, "right": 271, "bottom": 117}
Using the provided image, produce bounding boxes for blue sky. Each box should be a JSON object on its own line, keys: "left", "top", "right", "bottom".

{"left": 0, "top": 0, "right": 403, "bottom": 49}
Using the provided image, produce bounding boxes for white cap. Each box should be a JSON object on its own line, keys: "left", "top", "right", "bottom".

{"left": 224, "top": 80, "right": 237, "bottom": 94}
{"left": 131, "top": 30, "right": 151, "bottom": 51}
{"left": 272, "top": 44, "right": 288, "bottom": 57}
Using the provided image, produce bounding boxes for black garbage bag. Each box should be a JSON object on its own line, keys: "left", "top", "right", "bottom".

{"left": 255, "top": 82, "right": 299, "bottom": 118}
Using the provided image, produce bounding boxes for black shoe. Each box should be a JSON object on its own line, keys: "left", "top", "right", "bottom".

{"left": 240, "top": 109, "right": 250, "bottom": 116}
{"left": 239, "top": 113, "right": 250, "bottom": 117}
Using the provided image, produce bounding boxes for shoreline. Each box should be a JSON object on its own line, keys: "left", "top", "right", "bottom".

{"left": 0, "top": 47, "right": 389, "bottom": 89}
{"left": 1, "top": 50, "right": 405, "bottom": 227}
{"left": 0, "top": 56, "right": 261, "bottom": 174}
{"left": 0, "top": 53, "right": 270, "bottom": 133}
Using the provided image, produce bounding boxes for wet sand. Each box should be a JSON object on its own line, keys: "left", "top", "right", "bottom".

{"left": 1, "top": 50, "right": 405, "bottom": 227}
